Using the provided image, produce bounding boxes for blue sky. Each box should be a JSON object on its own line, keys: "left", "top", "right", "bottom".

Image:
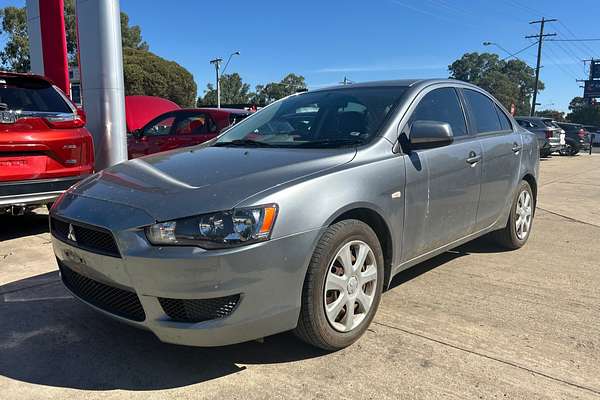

{"left": 2, "top": 0, "right": 599, "bottom": 111}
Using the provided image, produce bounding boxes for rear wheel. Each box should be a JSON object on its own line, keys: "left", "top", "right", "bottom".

{"left": 294, "top": 220, "right": 384, "bottom": 350}
{"left": 491, "top": 181, "right": 534, "bottom": 250}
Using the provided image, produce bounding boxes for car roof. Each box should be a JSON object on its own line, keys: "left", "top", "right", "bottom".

{"left": 180, "top": 107, "right": 250, "bottom": 115}
{"left": 0, "top": 70, "right": 52, "bottom": 84}
{"left": 310, "top": 78, "right": 473, "bottom": 92}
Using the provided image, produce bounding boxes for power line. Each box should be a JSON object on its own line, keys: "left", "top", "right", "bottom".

{"left": 543, "top": 45, "right": 581, "bottom": 81}
{"left": 547, "top": 38, "right": 600, "bottom": 42}
{"left": 557, "top": 20, "right": 599, "bottom": 58}
{"left": 500, "top": 41, "right": 538, "bottom": 62}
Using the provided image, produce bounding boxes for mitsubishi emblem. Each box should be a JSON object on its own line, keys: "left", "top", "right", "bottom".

{"left": 67, "top": 224, "right": 77, "bottom": 242}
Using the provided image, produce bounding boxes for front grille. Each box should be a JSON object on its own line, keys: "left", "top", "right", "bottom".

{"left": 159, "top": 295, "right": 240, "bottom": 323}
{"left": 51, "top": 217, "right": 121, "bottom": 258}
{"left": 59, "top": 261, "right": 146, "bottom": 322}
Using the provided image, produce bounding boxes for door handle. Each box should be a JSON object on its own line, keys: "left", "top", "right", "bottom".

{"left": 466, "top": 151, "right": 481, "bottom": 165}
{"left": 512, "top": 142, "right": 522, "bottom": 153}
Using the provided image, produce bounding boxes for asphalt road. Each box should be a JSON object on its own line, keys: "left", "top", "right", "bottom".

{"left": 1, "top": 153, "right": 599, "bottom": 399}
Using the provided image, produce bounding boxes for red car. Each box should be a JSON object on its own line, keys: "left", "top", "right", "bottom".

{"left": 0, "top": 72, "right": 94, "bottom": 214}
{"left": 127, "top": 108, "right": 251, "bottom": 158}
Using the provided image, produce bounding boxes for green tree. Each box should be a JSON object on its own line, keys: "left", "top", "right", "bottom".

{"left": 536, "top": 109, "right": 565, "bottom": 121}
{"left": 1, "top": 3, "right": 150, "bottom": 70}
{"left": 123, "top": 48, "right": 196, "bottom": 107}
{"left": 566, "top": 97, "right": 600, "bottom": 125}
{"left": 198, "top": 73, "right": 251, "bottom": 106}
{"left": 449, "top": 52, "right": 542, "bottom": 115}
{"left": 0, "top": 6, "right": 29, "bottom": 72}
{"left": 251, "top": 73, "right": 307, "bottom": 105}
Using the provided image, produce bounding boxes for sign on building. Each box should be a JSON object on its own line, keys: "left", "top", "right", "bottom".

{"left": 584, "top": 80, "right": 600, "bottom": 98}
{"left": 591, "top": 60, "right": 600, "bottom": 80}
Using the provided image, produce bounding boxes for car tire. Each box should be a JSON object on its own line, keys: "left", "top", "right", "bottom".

{"left": 540, "top": 149, "right": 551, "bottom": 158}
{"left": 294, "top": 219, "right": 384, "bottom": 351}
{"left": 491, "top": 180, "right": 535, "bottom": 250}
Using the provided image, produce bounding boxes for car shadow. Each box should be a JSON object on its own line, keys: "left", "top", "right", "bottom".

{"left": 0, "top": 211, "right": 49, "bottom": 242}
{"left": 387, "top": 236, "right": 511, "bottom": 290}
{"left": 0, "top": 235, "right": 512, "bottom": 391}
{"left": 0, "top": 271, "right": 327, "bottom": 391}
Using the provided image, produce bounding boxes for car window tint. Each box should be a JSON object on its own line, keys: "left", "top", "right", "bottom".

{"left": 144, "top": 116, "right": 175, "bottom": 136}
{"left": 463, "top": 89, "right": 502, "bottom": 134}
{"left": 409, "top": 87, "right": 467, "bottom": 137}
{"left": 495, "top": 106, "right": 512, "bottom": 131}
{"left": 0, "top": 77, "right": 72, "bottom": 113}
{"left": 175, "top": 114, "right": 212, "bottom": 135}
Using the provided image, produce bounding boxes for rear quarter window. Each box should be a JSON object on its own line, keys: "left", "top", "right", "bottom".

{"left": 0, "top": 77, "right": 72, "bottom": 113}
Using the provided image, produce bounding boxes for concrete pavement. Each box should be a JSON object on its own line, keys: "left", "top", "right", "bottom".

{"left": 1, "top": 153, "right": 599, "bottom": 399}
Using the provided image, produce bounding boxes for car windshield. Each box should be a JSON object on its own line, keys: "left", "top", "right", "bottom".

{"left": 214, "top": 87, "right": 407, "bottom": 148}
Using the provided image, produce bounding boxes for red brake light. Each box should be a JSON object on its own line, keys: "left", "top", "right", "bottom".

{"left": 545, "top": 128, "right": 552, "bottom": 139}
{"left": 43, "top": 113, "right": 86, "bottom": 129}
{"left": 578, "top": 129, "right": 585, "bottom": 138}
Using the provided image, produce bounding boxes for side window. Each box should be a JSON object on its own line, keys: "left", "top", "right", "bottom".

{"left": 409, "top": 87, "right": 468, "bottom": 137}
{"left": 143, "top": 115, "right": 175, "bottom": 136}
{"left": 516, "top": 120, "right": 531, "bottom": 128}
{"left": 174, "top": 114, "right": 216, "bottom": 135}
{"left": 463, "top": 89, "right": 502, "bottom": 134}
{"left": 495, "top": 106, "right": 512, "bottom": 131}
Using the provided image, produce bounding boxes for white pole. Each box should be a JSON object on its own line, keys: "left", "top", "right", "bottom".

{"left": 76, "top": 0, "right": 127, "bottom": 170}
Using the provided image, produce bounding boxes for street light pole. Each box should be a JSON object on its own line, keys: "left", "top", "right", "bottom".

{"left": 209, "top": 57, "right": 223, "bottom": 108}
{"left": 210, "top": 51, "right": 239, "bottom": 109}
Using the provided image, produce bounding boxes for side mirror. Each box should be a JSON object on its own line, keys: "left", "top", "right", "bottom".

{"left": 133, "top": 129, "right": 144, "bottom": 139}
{"left": 409, "top": 120, "right": 454, "bottom": 150}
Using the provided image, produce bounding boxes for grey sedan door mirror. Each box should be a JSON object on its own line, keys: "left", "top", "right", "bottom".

{"left": 409, "top": 120, "right": 454, "bottom": 150}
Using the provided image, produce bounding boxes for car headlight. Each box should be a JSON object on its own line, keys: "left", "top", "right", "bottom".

{"left": 145, "top": 204, "right": 278, "bottom": 249}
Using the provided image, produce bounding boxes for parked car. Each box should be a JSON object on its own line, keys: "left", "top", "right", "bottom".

{"left": 0, "top": 72, "right": 93, "bottom": 215}
{"left": 127, "top": 108, "right": 251, "bottom": 158}
{"left": 556, "top": 122, "right": 591, "bottom": 155}
{"left": 125, "top": 95, "right": 180, "bottom": 134}
{"left": 582, "top": 125, "right": 600, "bottom": 147}
{"left": 515, "top": 116, "right": 562, "bottom": 157}
{"left": 50, "top": 79, "right": 538, "bottom": 350}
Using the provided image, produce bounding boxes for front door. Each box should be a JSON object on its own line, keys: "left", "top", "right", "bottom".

{"left": 401, "top": 87, "right": 482, "bottom": 262}
{"left": 129, "top": 114, "right": 177, "bottom": 158}
{"left": 173, "top": 113, "right": 219, "bottom": 148}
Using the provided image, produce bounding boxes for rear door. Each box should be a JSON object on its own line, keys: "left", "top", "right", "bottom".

{"left": 401, "top": 86, "right": 482, "bottom": 261}
{"left": 461, "top": 89, "right": 521, "bottom": 231}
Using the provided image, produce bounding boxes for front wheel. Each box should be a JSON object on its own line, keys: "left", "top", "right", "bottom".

{"left": 294, "top": 220, "right": 384, "bottom": 350}
{"left": 491, "top": 180, "right": 534, "bottom": 250}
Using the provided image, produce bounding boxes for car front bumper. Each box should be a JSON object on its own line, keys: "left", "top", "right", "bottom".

{"left": 51, "top": 207, "right": 322, "bottom": 347}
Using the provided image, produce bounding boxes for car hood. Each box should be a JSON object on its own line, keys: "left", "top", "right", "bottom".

{"left": 71, "top": 146, "right": 356, "bottom": 222}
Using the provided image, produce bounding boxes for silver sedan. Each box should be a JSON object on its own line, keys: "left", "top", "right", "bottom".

{"left": 50, "top": 79, "right": 539, "bottom": 350}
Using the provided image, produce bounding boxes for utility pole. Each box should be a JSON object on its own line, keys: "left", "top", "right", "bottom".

{"left": 526, "top": 17, "right": 557, "bottom": 116}
{"left": 209, "top": 58, "right": 222, "bottom": 108}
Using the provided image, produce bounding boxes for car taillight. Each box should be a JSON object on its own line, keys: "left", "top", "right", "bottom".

{"left": 44, "top": 110, "right": 86, "bottom": 129}
{"left": 578, "top": 129, "right": 585, "bottom": 139}
{"left": 545, "top": 128, "right": 553, "bottom": 139}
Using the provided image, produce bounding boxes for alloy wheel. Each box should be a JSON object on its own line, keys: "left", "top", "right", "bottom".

{"left": 323, "top": 240, "right": 378, "bottom": 332}
{"left": 515, "top": 190, "right": 532, "bottom": 240}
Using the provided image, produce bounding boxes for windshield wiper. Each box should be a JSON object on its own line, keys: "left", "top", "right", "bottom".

{"left": 295, "top": 138, "right": 366, "bottom": 148}
{"left": 213, "top": 139, "right": 273, "bottom": 147}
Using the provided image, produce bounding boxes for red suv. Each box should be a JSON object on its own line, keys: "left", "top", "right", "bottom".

{"left": 0, "top": 72, "right": 94, "bottom": 214}
{"left": 127, "top": 108, "right": 251, "bottom": 158}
